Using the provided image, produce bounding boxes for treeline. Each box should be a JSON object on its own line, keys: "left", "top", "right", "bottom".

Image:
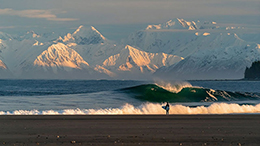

{"left": 244, "top": 61, "right": 260, "bottom": 79}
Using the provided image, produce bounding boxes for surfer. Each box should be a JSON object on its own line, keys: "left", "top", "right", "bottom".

{"left": 165, "top": 102, "right": 170, "bottom": 115}
{"left": 162, "top": 102, "right": 170, "bottom": 115}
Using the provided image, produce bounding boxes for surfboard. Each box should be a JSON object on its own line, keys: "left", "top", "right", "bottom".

{"left": 162, "top": 106, "right": 169, "bottom": 110}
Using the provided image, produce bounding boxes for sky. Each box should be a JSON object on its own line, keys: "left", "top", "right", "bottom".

{"left": 0, "top": 0, "right": 259, "bottom": 40}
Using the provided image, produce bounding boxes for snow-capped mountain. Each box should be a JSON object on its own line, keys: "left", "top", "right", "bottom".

{"left": 0, "top": 38, "right": 49, "bottom": 77}
{"left": 146, "top": 18, "right": 197, "bottom": 30}
{"left": 70, "top": 40, "right": 121, "bottom": 66}
{"left": 155, "top": 33, "right": 260, "bottom": 79}
{"left": 0, "top": 25, "right": 181, "bottom": 79}
{"left": 126, "top": 18, "right": 260, "bottom": 79}
{"left": 0, "top": 18, "right": 259, "bottom": 80}
{"left": 34, "top": 43, "right": 90, "bottom": 71}
{"left": 95, "top": 45, "right": 183, "bottom": 79}
{"left": 61, "top": 26, "right": 181, "bottom": 79}
{"left": 56, "top": 25, "right": 123, "bottom": 66}
{"left": 146, "top": 18, "right": 218, "bottom": 30}
{"left": 57, "top": 25, "right": 106, "bottom": 45}
{"left": 126, "top": 19, "right": 222, "bottom": 56}
{"left": 0, "top": 27, "right": 107, "bottom": 79}
{"left": 28, "top": 43, "right": 108, "bottom": 79}
{"left": 126, "top": 29, "right": 198, "bottom": 56}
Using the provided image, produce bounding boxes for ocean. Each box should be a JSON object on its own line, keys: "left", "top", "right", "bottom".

{"left": 0, "top": 79, "right": 259, "bottom": 115}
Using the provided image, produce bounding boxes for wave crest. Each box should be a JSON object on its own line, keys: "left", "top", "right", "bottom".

{"left": 155, "top": 81, "right": 193, "bottom": 93}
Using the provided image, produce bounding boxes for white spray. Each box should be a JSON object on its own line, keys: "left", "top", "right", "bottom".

{"left": 1, "top": 102, "right": 260, "bottom": 115}
{"left": 154, "top": 80, "right": 193, "bottom": 93}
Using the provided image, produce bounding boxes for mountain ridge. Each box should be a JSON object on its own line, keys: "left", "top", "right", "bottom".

{"left": 0, "top": 18, "right": 259, "bottom": 80}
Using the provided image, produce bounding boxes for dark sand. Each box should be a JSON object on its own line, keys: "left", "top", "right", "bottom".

{"left": 0, "top": 115, "right": 259, "bottom": 146}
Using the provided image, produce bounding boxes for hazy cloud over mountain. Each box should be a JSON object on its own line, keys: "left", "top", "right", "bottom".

{"left": 0, "top": 8, "right": 77, "bottom": 21}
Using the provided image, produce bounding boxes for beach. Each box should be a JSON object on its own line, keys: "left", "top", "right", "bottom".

{"left": 0, "top": 115, "right": 259, "bottom": 145}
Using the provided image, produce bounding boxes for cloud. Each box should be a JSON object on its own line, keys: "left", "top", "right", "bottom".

{"left": 0, "top": 26, "right": 15, "bottom": 29}
{"left": 0, "top": 8, "right": 78, "bottom": 21}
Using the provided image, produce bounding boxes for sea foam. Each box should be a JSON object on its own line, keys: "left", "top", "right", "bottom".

{"left": 1, "top": 102, "right": 259, "bottom": 115}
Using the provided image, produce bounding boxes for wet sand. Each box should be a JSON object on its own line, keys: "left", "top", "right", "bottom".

{"left": 0, "top": 115, "right": 259, "bottom": 146}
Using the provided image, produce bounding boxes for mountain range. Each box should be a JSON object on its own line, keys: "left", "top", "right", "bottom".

{"left": 0, "top": 18, "right": 259, "bottom": 80}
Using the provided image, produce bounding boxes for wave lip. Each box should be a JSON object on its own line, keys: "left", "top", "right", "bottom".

{"left": 1, "top": 103, "right": 260, "bottom": 115}
{"left": 155, "top": 81, "right": 193, "bottom": 93}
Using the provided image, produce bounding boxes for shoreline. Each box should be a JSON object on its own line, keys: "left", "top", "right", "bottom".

{"left": 1, "top": 115, "right": 260, "bottom": 145}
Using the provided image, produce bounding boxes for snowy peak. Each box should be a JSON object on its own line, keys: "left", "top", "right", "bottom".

{"left": 146, "top": 18, "right": 197, "bottom": 30}
{"left": 73, "top": 25, "right": 85, "bottom": 35}
{"left": 125, "top": 45, "right": 154, "bottom": 67}
{"left": 73, "top": 25, "right": 105, "bottom": 39}
{"left": 60, "top": 25, "right": 106, "bottom": 45}
{"left": 175, "top": 18, "right": 197, "bottom": 30}
{"left": 101, "top": 45, "right": 183, "bottom": 75}
{"left": 146, "top": 18, "right": 218, "bottom": 30}
{"left": 125, "top": 45, "right": 183, "bottom": 67}
{"left": 33, "top": 43, "right": 89, "bottom": 72}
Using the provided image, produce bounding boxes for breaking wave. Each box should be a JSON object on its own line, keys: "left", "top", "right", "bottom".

{"left": 155, "top": 81, "right": 193, "bottom": 93}
{"left": 1, "top": 102, "right": 260, "bottom": 115}
{"left": 120, "top": 82, "right": 260, "bottom": 102}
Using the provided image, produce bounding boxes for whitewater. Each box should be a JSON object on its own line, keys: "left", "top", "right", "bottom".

{"left": 0, "top": 80, "right": 259, "bottom": 115}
